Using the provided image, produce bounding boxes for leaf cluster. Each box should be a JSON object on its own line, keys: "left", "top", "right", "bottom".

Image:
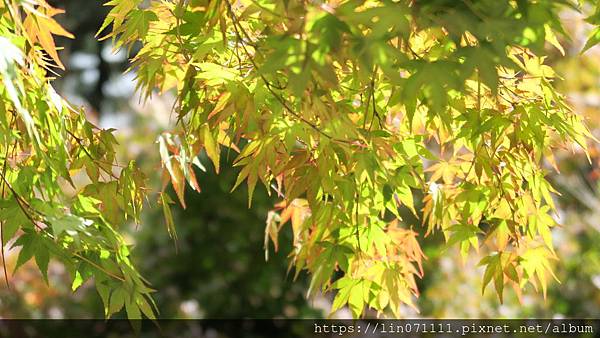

{"left": 0, "top": 0, "right": 155, "bottom": 319}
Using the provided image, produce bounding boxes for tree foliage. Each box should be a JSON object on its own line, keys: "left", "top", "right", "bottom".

{"left": 2, "top": 0, "right": 600, "bottom": 319}
{"left": 0, "top": 0, "right": 154, "bottom": 319}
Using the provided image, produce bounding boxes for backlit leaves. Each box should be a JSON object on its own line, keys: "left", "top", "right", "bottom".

{"left": 100, "top": 0, "right": 597, "bottom": 318}
{"left": 0, "top": 0, "right": 154, "bottom": 319}
{"left": 22, "top": 0, "right": 74, "bottom": 69}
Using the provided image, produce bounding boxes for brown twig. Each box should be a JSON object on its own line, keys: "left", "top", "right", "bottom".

{"left": 223, "top": 0, "right": 362, "bottom": 147}
{"left": 73, "top": 252, "right": 126, "bottom": 282}
{"left": 0, "top": 113, "right": 16, "bottom": 288}
{"left": 65, "top": 129, "right": 122, "bottom": 179}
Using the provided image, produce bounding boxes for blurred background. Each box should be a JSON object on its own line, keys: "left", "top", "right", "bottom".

{"left": 0, "top": 0, "right": 599, "bottom": 320}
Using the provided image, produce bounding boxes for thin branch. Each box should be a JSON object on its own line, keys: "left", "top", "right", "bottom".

{"left": 368, "top": 68, "right": 382, "bottom": 131}
{"left": 65, "top": 129, "right": 123, "bottom": 179}
{"left": 0, "top": 169, "right": 44, "bottom": 232}
{"left": 0, "top": 113, "right": 16, "bottom": 288}
{"left": 73, "top": 252, "right": 126, "bottom": 282}
{"left": 223, "top": 0, "right": 362, "bottom": 147}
